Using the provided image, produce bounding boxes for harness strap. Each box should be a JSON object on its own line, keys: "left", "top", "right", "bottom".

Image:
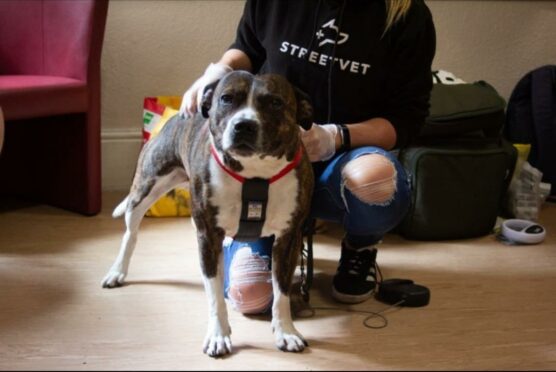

{"left": 209, "top": 144, "right": 304, "bottom": 241}
{"left": 235, "top": 178, "right": 269, "bottom": 241}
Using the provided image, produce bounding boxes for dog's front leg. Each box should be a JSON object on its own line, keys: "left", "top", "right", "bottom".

{"left": 196, "top": 230, "right": 232, "bottom": 357}
{"left": 271, "top": 230, "right": 307, "bottom": 352}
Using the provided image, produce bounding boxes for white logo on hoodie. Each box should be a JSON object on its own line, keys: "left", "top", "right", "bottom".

{"left": 278, "top": 18, "right": 370, "bottom": 75}
{"left": 315, "top": 19, "right": 349, "bottom": 47}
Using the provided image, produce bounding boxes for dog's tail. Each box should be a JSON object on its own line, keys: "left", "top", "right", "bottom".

{"left": 112, "top": 197, "right": 129, "bottom": 218}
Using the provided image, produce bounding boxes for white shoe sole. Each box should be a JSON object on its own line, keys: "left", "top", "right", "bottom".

{"left": 331, "top": 286, "right": 375, "bottom": 304}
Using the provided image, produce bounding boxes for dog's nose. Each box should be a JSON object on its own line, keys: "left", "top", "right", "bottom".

{"left": 233, "top": 120, "right": 258, "bottom": 135}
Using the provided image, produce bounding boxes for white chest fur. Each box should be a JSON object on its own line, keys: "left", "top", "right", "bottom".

{"left": 208, "top": 153, "right": 300, "bottom": 239}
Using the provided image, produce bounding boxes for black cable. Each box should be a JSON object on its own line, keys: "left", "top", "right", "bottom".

{"left": 305, "top": 0, "right": 323, "bottom": 61}
{"left": 326, "top": 0, "right": 347, "bottom": 123}
{"left": 294, "top": 296, "right": 405, "bottom": 330}
{"left": 295, "top": 260, "right": 406, "bottom": 330}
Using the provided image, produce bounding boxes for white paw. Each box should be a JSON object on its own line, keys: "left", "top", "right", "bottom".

{"left": 273, "top": 325, "right": 307, "bottom": 352}
{"left": 101, "top": 269, "right": 126, "bottom": 288}
{"left": 203, "top": 333, "right": 232, "bottom": 357}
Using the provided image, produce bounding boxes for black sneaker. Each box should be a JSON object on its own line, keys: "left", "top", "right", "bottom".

{"left": 331, "top": 242, "right": 378, "bottom": 304}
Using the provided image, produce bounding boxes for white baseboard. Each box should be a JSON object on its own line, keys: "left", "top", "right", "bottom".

{"left": 101, "top": 129, "right": 143, "bottom": 191}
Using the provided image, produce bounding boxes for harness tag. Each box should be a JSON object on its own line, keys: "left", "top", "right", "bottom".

{"left": 234, "top": 178, "right": 270, "bottom": 242}
{"left": 247, "top": 201, "right": 263, "bottom": 220}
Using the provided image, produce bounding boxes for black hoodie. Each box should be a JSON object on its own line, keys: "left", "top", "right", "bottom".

{"left": 230, "top": 0, "right": 436, "bottom": 148}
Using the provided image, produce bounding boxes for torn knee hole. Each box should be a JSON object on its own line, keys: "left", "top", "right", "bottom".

{"left": 342, "top": 154, "right": 397, "bottom": 205}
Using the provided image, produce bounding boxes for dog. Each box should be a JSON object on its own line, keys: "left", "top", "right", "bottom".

{"left": 101, "top": 71, "right": 315, "bottom": 357}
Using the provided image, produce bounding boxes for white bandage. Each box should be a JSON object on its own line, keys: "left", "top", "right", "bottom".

{"left": 227, "top": 247, "right": 273, "bottom": 314}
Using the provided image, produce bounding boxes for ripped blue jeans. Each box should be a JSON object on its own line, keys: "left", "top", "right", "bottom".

{"left": 223, "top": 146, "right": 411, "bottom": 310}
{"left": 311, "top": 146, "right": 411, "bottom": 248}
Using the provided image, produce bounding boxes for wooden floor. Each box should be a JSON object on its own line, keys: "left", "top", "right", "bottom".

{"left": 1, "top": 191, "right": 555, "bottom": 371}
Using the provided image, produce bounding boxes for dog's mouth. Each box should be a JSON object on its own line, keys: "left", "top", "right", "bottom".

{"left": 230, "top": 143, "right": 256, "bottom": 156}
{"left": 229, "top": 138, "right": 257, "bottom": 155}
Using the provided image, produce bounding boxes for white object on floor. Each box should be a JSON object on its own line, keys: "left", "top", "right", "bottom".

{"left": 501, "top": 219, "right": 546, "bottom": 245}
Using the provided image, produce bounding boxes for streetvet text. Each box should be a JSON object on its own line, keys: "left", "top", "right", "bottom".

{"left": 279, "top": 41, "right": 371, "bottom": 76}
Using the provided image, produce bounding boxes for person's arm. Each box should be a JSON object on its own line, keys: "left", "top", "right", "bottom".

{"left": 327, "top": 11, "right": 435, "bottom": 152}
{"left": 334, "top": 118, "right": 397, "bottom": 151}
{"left": 302, "top": 2, "right": 435, "bottom": 160}
{"left": 380, "top": 2, "right": 436, "bottom": 148}
{"left": 217, "top": 48, "right": 253, "bottom": 72}
{"left": 228, "top": 0, "right": 266, "bottom": 73}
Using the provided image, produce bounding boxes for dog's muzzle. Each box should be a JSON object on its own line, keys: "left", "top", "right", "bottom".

{"left": 229, "top": 119, "right": 259, "bottom": 153}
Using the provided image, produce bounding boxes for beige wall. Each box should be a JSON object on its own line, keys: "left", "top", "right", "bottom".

{"left": 101, "top": 1, "right": 245, "bottom": 189}
{"left": 430, "top": 0, "right": 556, "bottom": 95}
{"left": 100, "top": 0, "right": 556, "bottom": 190}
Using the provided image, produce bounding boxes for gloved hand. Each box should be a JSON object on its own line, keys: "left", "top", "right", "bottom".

{"left": 179, "top": 62, "right": 233, "bottom": 118}
{"left": 300, "top": 124, "right": 338, "bottom": 162}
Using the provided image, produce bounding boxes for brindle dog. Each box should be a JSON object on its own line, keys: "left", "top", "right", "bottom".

{"left": 102, "top": 71, "right": 314, "bottom": 357}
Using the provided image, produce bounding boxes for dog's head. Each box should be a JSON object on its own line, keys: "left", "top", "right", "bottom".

{"left": 201, "top": 71, "right": 313, "bottom": 159}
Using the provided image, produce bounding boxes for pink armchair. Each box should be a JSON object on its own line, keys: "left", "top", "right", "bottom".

{"left": 0, "top": 0, "right": 109, "bottom": 215}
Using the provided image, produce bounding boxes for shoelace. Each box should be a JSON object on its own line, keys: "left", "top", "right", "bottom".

{"left": 339, "top": 249, "right": 375, "bottom": 278}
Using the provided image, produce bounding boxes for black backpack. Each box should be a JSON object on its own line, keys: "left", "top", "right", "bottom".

{"left": 504, "top": 65, "right": 556, "bottom": 200}
{"left": 396, "top": 77, "right": 517, "bottom": 240}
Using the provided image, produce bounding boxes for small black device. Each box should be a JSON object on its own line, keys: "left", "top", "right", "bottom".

{"left": 376, "top": 278, "right": 431, "bottom": 307}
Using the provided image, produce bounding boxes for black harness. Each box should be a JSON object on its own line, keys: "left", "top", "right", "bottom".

{"left": 210, "top": 144, "right": 303, "bottom": 242}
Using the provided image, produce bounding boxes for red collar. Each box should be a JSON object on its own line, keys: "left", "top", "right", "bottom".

{"left": 210, "top": 144, "right": 303, "bottom": 184}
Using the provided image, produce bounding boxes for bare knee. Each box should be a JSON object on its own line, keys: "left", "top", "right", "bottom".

{"left": 341, "top": 154, "right": 397, "bottom": 205}
{"left": 227, "top": 247, "right": 273, "bottom": 314}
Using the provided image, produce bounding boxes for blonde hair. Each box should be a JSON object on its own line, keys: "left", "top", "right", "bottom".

{"left": 385, "top": 0, "right": 412, "bottom": 33}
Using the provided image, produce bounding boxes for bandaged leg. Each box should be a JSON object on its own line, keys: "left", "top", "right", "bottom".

{"left": 341, "top": 154, "right": 397, "bottom": 205}
{"left": 224, "top": 238, "right": 273, "bottom": 314}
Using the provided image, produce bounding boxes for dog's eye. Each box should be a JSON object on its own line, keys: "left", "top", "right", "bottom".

{"left": 270, "top": 97, "right": 284, "bottom": 110}
{"left": 220, "top": 94, "right": 234, "bottom": 105}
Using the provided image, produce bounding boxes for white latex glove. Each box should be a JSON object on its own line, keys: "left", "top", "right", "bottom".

{"left": 300, "top": 124, "right": 338, "bottom": 162}
{"left": 179, "top": 62, "right": 233, "bottom": 118}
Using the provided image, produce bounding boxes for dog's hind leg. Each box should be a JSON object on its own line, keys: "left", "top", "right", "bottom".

{"left": 101, "top": 169, "right": 188, "bottom": 288}
{"left": 271, "top": 230, "right": 308, "bottom": 352}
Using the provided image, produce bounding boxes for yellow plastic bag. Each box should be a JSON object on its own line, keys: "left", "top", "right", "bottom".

{"left": 142, "top": 96, "right": 191, "bottom": 217}
{"left": 512, "top": 143, "right": 531, "bottom": 180}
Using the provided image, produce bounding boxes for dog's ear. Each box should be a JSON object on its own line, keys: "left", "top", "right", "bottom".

{"left": 200, "top": 80, "right": 220, "bottom": 118}
{"left": 294, "top": 86, "right": 314, "bottom": 130}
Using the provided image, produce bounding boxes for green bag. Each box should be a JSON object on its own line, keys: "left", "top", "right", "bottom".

{"left": 396, "top": 79, "right": 516, "bottom": 241}
{"left": 397, "top": 139, "right": 517, "bottom": 240}
{"left": 419, "top": 81, "right": 507, "bottom": 139}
